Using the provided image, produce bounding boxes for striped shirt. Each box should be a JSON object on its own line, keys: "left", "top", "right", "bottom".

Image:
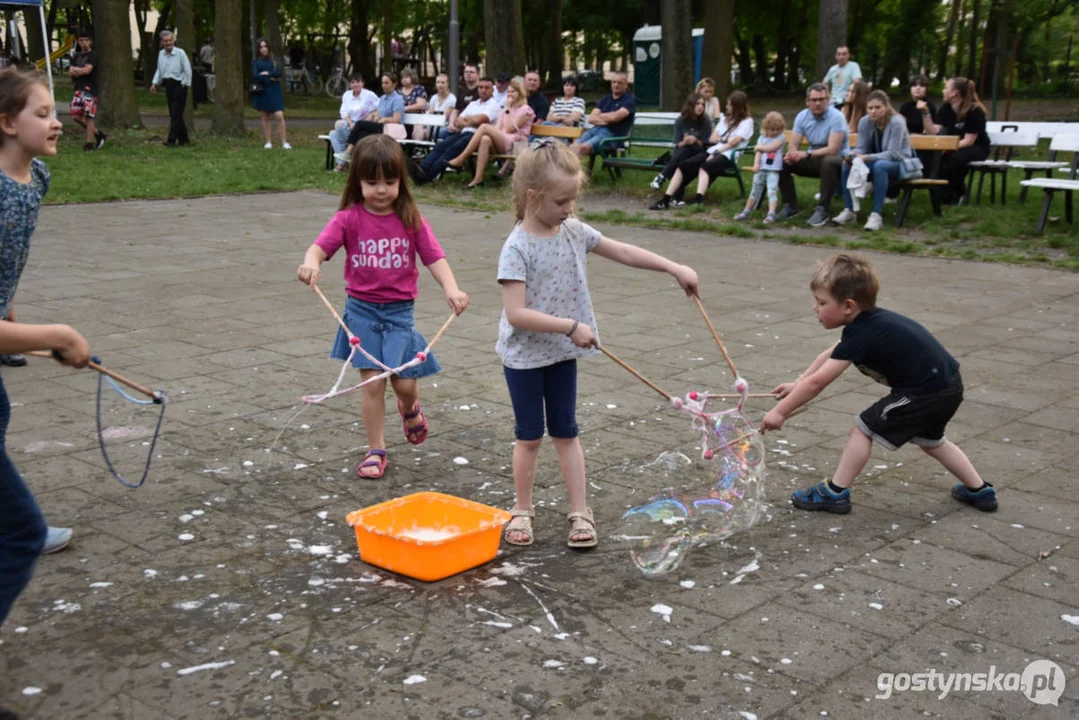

{"left": 549, "top": 96, "right": 585, "bottom": 125}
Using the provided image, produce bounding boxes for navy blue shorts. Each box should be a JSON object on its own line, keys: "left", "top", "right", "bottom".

{"left": 503, "top": 360, "right": 579, "bottom": 441}
{"left": 330, "top": 296, "right": 441, "bottom": 379}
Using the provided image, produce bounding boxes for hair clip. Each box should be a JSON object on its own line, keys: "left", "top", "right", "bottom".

{"left": 532, "top": 138, "right": 558, "bottom": 149}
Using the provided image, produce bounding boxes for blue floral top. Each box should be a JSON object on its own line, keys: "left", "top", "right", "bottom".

{"left": 0, "top": 159, "right": 49, "bottom": 321}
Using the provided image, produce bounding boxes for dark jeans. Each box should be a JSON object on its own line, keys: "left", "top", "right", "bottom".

{"left": 0, "top": 372, "right": 47, "bottom": 627}
{"left": 779, "top": 154, "right": 844, "bottom": 209}
{"left": 346, "top": 120, "right": 384, "bottom": 147}
{"left": 670, "top": 152, "right": 737, "bottom": 200}
{"left": 941, "top": 145, "right": 989, "bottom": 202}
{"left": 163, "top": 79, "right": 189, "bottom": 145}
{"left": 503, "top": 360, "right": 579, "bottom": 440}
{"left": 419, "top": 131, "right": 471, "bottom": 181}
{"left": 660, "top": 144, "right": 706, "bottom": 179}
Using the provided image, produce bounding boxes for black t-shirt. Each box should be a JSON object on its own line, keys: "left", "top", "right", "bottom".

{"left": 935, "top": 103, "right": 990, "bottom": 150}
{"left": 831, "top": 307, "right": 959, "bottom": 393}
{"left": 898, "top": 99, "right": 935, "bottom": 135}
{"left": 455, "top": 85, "right": 479, "bottom": 113}
{"left": 73, "top": 50, "right": 99, "bottom": 96}
{"left": 527, "top": 91, "right": 549, "bottom": 121}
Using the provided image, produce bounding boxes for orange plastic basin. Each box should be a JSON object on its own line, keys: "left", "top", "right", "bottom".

{"left": 346, "top": 492, "right": 511, "bottom": 582}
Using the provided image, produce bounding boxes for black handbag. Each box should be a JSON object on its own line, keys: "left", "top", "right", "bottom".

{"left": 249, "top": 81, "right": 264, "bottom": 94}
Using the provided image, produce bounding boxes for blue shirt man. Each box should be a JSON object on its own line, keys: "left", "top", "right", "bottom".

{"left": 572, "top": 71, "right": 636, "bottom": 157}
{"left": 777, "top": 83, "right": 849, "bottom": 227}
{"left": 149, "top": 31, "right": 192, "bottom": 146}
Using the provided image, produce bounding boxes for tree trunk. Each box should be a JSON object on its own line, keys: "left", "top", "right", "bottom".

{"left": 966, "top": 0, "right": 981, "bottom": 79}
{"left": 702, "top": 0, "right": 735, "bottom": 100}
{"left": 24, "top": 4, "right": 45, "bottom": 63}
{"left": 990, "top": 0, "right": 1011, "bottom": 113}
{"left": 545, "top": 0, "right": 563, "bottom": 86}
{"left": 483, "top": 0, "right": 525, "bottom": 77}
{"left": 91, "top": 0, "right": 141, "bottom": 127}
{"left": 774, "top": 0, "right": 792, "bottom": 88}
{"left": 213, "top": 0, "right": 244, "bottom": 134}
{"left": 380, "top": 0, "right": 393, "bottom": 72}
{"left": 734, "top": 30, "right": 754, "bottom": 85}
{"left": 816, "top": 0, "right": 848, "bottom": 80}
{"left": 660, "top": 0, "right": 692, "bottom": 110}
{"left": 752, "top": 33, "right": 768, "bottom": 85}
{"left": 348, "top": 0, "right": 374, "bottom": 81}
{"left": 177, "top": 0, "right": 194, "bottom": 130}
{"left": 937, "top": 0, "right": 962, "bottom": 81}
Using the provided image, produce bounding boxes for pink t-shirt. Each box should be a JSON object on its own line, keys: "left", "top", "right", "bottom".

{"left": 314, "top": 203, "right": 446, "bottom": 303}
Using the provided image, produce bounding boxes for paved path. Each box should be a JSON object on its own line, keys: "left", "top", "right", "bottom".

{"left": 1, "top": 191, "right": 1076, "bottom": 719}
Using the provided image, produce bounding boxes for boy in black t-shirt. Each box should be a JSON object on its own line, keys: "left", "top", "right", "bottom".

{"left": 761, "top": 253, "right": 996, "bottom": 514}
{"left": 68, "top": 30, "right": 106, "bottom": 151}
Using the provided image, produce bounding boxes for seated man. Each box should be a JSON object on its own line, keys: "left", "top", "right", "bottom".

{"left": 778, "top": 82, "right": 849, "bottom": 227}
{"left": 571, "top": 71, "right": 636, "bottom": 157}
{"left": 524, "top": 71, "right": 550, "bottom": 121}
{"left": 413, "top": 76, "right": 500, "bottom": 182}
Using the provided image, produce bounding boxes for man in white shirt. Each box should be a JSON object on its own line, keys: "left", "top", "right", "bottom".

{"left": 822, "top": 46, "right": 862, "bottom": 110}
{"left": 415, "top": 77, "right": 498, "bottom": 182}
{"left": 329, "top": 73, "right": 380, "bottom": 170}
{"left": 149, "top": 30, "right": 193, "bottom": 146}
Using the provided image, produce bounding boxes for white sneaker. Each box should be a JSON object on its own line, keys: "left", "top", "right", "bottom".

{"left": 883, "top": 196, "right": 897, "bottom": 205}
{"left": 263, "top": 142, "right": 272, "bottom": 149}
{"left": 282, "top": 143, "right": 292, "bottom": 150}
{"left": 814, "top": 192, "right": 821, "bottom": 202}
{"left": 333, "top": 151, "right": 350, "bottom": 164}
{"left": 864, "top": 212, "right": 883, "bottom": 231}
{"left": 42, "top": 526, "right": 72, "bottom": 554}
{"left": 832, "top": 208, "right": 856, "bottom": 225}
{"left": 650, "top": 174, "right": 664, "bottom": 190}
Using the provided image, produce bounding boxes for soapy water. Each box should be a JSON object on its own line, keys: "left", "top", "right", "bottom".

{"left": 396, "top": 526, "right": 459, "bottom": 542}
{"left": 617, "top": 392, "right": 767, "bottom": 577}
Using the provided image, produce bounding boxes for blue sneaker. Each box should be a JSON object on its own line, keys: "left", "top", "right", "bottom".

{"left": 951, "top": 483, "right": 997, "bottom": 512}
{"left": 791, "top": 481, "right": 851, "bottom": 514}
{"left": 42, "top": 526, "right": 72, "bottom": 554}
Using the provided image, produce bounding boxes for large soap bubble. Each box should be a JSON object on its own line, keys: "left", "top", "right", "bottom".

{"left": 617, "top": 385, "right": 768, "bottom": 577}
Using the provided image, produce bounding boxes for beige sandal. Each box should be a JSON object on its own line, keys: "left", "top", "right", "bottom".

{"left": 504, "top": 508, "right": 535, "bottom": 546}
{"left": 567, "top": 508, "right": 598, "bottom": 549}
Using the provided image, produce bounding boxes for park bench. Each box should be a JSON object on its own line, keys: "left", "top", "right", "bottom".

{"left": 966, "top": 130, "right": 1040, "bottom": 205}
{"left": 894, "top": 134, "right": 958, "bottom": 227}
{"left": 1019, "top": 133, "right": 1079, "bottom": 234}
{"left": 588, "top": 112, "right": 681, "bottom": 178}
{"left": 317, "top": 113, "right": 449, "bottom": 170}
{"left": 483, "top": 123, "right": 585, "bottom": 173}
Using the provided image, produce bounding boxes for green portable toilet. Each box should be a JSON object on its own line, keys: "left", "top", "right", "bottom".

{"left": 632, "top": 25, "right": 705, "bottom": 108}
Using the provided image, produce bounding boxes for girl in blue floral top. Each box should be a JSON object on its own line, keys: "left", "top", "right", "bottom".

{"left": 0, "top": 69, "right": 91, "bottom": 629}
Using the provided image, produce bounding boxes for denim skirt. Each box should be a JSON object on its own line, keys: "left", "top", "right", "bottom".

{"left": 330, "top": 296, "right": 442, "bottom": 379}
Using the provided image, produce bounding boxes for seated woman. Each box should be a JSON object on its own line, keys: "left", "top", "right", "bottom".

{"left": 420, "top": 72, "right": 456, "bottom": 142}
{"left": 842, "top": 78, "right": 869, "bottom": 134}
{"left": 898, "top": 74, "right": 935, "bottom": 135}
{"left": 445, "top": 78, "right": 535, "bottom": 189}
{"left": 399, "top": 67, "right": 427, "bottom": 139}
{"left": 544, "top": 75, "right": 586, "bottom": 127}
{"left": 650, "top": 90, "right": 753, "bottom": 209}
{"left": 696, "top": 77, "right": 721, "bottom": 122}
{"left": 650, "top": 93, "right": 712, "bottom": 190}
{"left": 921, "top": 76, "right": 991, "bottom": 204}
{"left": 333, "top": 72, "right": 405, "bottom": 164}
{"left": 832, "top": 89, "right": 913, "bottom": 231}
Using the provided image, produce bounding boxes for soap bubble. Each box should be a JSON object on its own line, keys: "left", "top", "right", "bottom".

{"left": 617, "top": 390, "right": 768, "bottom": 577}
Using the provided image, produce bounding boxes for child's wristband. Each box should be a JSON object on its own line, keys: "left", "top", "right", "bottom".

{"left": 566, "top": 320, "right": 579, "bottom": 337}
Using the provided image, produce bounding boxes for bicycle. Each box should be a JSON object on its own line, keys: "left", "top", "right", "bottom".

{"left": 324, "top": 65, "right": 347, "bottom": 97}
{"left": 285, "top": 61, "right": 323, "bottom": 95}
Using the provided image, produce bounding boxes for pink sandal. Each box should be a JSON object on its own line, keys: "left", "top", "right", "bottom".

{"left": 397, "top": 400, "right": 428, "bottom": 445}
{"left": 357, "top": 449, "right": 387, "bottom": 479}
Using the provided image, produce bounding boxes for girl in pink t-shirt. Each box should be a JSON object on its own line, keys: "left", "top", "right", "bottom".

{"left": 298, "top": 135, "right": 469, "bottom": 479}
{"left": 444, "top": 78, "right": 535, "bottom": 189}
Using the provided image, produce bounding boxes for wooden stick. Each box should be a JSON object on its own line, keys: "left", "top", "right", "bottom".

{"left": 704, "top": 392, "right": 779, "bottom": 399}
{"left": 691, "top": 294, "right": 739, "bottom": 381}
{"left": 310, "top": 283, "right": 353, "bottom": 338}
{"left": 597, "top": 345, "right": 671, "bottom": 401}
{"left": 424, "top": 312, "right": 457, "bottom": 350}
{"left": 27, "top": 351, "right": 159, "bottom": 400}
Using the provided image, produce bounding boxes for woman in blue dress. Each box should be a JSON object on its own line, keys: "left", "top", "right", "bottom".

{"left": 252, "top": 39, "right": 291, "bottom": 149}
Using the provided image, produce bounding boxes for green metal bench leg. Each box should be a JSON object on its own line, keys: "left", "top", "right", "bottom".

{"left": 1036, "top": 190, "right": 1054, "bottom": 235}
{"left": 325, "top": 140, "right": 333, "bottom": 171}
{"left": 1019, "top": 170, "right": 1033, "bottom": 203}
{"left": 896, "top": 187, "right": 913, "bottom": 227}
{"left": 736, "top": 171, "right": 746, "bottom": 199}
{"left": 1067, "top": 190, "right": 1074, "bottom": 225}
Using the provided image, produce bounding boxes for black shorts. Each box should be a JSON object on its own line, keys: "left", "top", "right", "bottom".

{"left": 855, "top": 374, "right": 963, "bottom": 451}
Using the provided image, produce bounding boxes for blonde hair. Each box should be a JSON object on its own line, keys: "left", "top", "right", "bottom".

{"left": 506, "top": 78, "right": 527, "bottom": 108}
{"left": 512, "top": 141, "right": 584, "bottom": 222}
{"left": 810, "top": 253, "right": 879, "bottom": 309}
{"left": 761, "top": 111, "right": 786, "bottom": 133}
{"left": 695, "top": 77, "right": 715, "bottom": 93}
